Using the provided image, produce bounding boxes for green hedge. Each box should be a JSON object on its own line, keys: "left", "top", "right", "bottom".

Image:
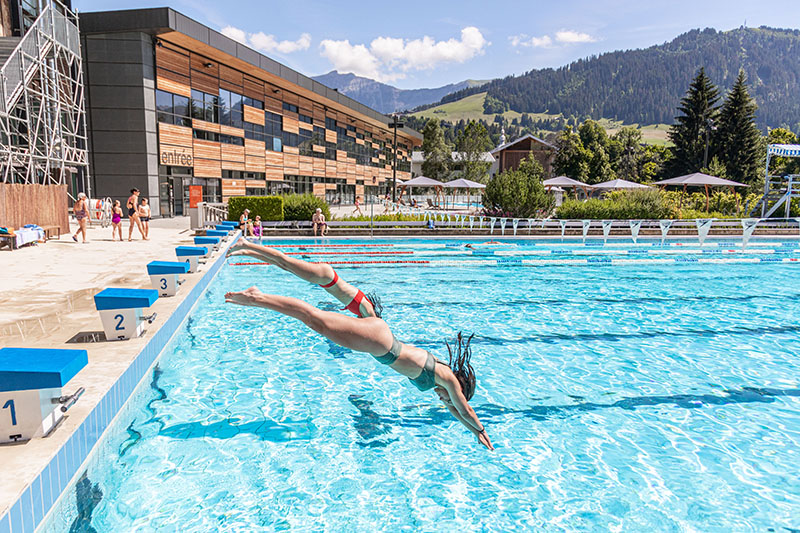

{"left": 227, "top": 196, "right": 284, "bottom": 222}
{"left": 282, "top": 194, "right": 331, "bottom": 221}
{"left": 556, "top": 189, "right": 675, "bottom": 220}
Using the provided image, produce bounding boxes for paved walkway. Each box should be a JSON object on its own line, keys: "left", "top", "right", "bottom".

{"left": 0, "top": 217, "right": 194, "bottom": 344}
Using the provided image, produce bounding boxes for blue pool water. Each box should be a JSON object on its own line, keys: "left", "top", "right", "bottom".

{"left": 43, "top": 238, "right": 800, "bottom": 531}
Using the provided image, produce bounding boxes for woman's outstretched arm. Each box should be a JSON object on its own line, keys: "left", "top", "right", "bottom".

{"left": 225, "top": 287, "right": 390, "bottom": 355}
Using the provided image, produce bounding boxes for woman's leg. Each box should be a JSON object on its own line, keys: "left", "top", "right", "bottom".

{"left": 79, "top": 218, "right": 87, "bottom": 242}
{"left": 225, "top": 288, "right": 391, "bottom": 355}
{"left": 228, "top": 240, "right": 334, "bottom": 284}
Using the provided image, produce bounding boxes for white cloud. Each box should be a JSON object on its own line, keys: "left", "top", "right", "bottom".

{"left": 509, "top": 34, "right": 553, "bottom": 48}
{"left": 554, "top": 30, "right": 597, "bottom": 44}
{"left": 510, "top": 30, "right": 597, "bottom": 48}
{"left": 221, "top": 26, "right": 311, "bottom": 54}
{"left": 320, "top": 27, "right": 488, "bottom": 82}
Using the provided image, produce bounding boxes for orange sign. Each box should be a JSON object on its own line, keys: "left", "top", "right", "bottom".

{"left": 189, "top": 185, "right": 203, "bottom": 208}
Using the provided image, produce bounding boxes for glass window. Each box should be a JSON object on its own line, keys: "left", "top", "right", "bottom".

{"left": 272, "top": 137, "right": 282, "bottom": 152}
{"left": 231, "top": 91, "right": 243, "bottom": 113}
{"left": 282, "top": 102, "right": 298, "bottom": 113}
{"left": 173, "top": 94, "right": 189, "bottom": 118}
{"left": 156, "top": 90, "right": 172, "bottom": 113}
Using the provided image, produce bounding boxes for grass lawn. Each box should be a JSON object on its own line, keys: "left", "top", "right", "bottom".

{"left": 410, "top": 92, "right": 672, "bottom": 146}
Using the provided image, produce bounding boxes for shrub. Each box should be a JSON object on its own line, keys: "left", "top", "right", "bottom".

{"left": 483, "top": 154, "right": 554, "bottom": 218}
{"left": 228, "top": 196, "right": 283, "bottom": 221}
{"left": 556, "top": 188, "right": 675, "bottom": 219}
{"left": 282, "top": 194, "right": 331, "bottom": 221}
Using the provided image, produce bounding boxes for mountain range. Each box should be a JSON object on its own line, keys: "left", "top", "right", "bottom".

{"left": 316, "top": 27, "right": 800, "bottom": 132}
{"left": 311, "top": 71, "right": 487, "bottom": 115}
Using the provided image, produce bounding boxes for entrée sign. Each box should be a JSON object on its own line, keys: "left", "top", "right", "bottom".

{"left": 160, "top": 148, "right": 193, "bottom": 167}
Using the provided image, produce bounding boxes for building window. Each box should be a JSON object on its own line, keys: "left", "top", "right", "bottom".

{"left": 282, "top": 102, "right": 299, "bottom": 114}
{"left": 191, "top": 89, "right": 218, "bottom": 123}
{"left": 156, "top": 89, "right": 191, "bottom": 127}
{"left": 243, "top": 96, "right": 264, "bottom": 110}
{"left": 299, "top": 113, "right": 312, "bottom": 124}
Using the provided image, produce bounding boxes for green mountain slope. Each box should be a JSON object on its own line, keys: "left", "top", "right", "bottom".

{"left": 429, "top": 27, "right": 800, "bottom": 131}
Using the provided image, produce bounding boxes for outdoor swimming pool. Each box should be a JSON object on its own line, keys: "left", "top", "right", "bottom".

{"left": 42, "top": 238, "right": 800, "bottom": 531}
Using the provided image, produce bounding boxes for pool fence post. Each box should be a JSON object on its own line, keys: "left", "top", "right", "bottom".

{"left": 370, "top": 195, "right": 374, "bottom": 238}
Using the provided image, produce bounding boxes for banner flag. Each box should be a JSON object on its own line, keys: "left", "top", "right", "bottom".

{"left": 512, "top": 219, "right": 519, "bottom": 236}
{"left": 489, "top": 217, "right": 497, "bottom": 234}
{"left": 469, "top": 216, "right": 474, "bottom": 230}
{"left": 560, "top": 220, "right": 567, "bottom": 239}
{"left": 602, "top": 220, "right": 613, "bottom": 242}
{"left": 696, "top": 219, "right": 714, "bottom": 245}
{"left": 582, "top": 219, "right": 591, "bottom": 241}
{"left": 500, "top": 218, "right": 507, "bottom": 235}
{"left": 659, "top": 220, "right": 673, "bottom": 244}
{"left": 740, "top": 218, "right": 759, "bottom": 248}
{"left": 629, "top": 220, "right": 643, "bottom": 243}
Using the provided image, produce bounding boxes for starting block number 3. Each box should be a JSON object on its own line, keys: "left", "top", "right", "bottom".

{"left": 160, "top": 278, "right": 167, "bottom": 290}
{"left": 2, "top": 399, "right": 17, "bottom": 425}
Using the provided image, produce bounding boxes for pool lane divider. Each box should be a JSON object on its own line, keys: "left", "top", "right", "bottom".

{"left": 0, "top": 231, "right": 242, "bottom": 533}
{"left": 231, "top": 257, "right": 800, "bottom": 268}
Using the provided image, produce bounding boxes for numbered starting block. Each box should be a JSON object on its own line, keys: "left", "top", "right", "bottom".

{"left": 194, "top": 236, "right": 221, "bottom": 253}
{"left": 0, "top": 347, "right": 88, "bottom": 443}
{"left": 94, "top": 288, "right": 159, "bottom": 341}
{"left": 176, "top": 246, "right": 208, "bottom": 273}
{"left": 146, "top": 261, "right": 189, "bottom": 297}
{"left": 205, "top": 229, "right": 228, "bottom": 241}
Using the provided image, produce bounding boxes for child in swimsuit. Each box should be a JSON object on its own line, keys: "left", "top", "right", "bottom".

{"left": 138, "top": 198, "right": 151, "bottom": 240}
{"left": 111, "top": 200, "right": 123, "bottom": 241}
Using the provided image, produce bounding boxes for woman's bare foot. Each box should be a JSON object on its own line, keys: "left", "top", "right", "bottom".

{"left": 226, "top": 240, "right": 254, "bottom": 256}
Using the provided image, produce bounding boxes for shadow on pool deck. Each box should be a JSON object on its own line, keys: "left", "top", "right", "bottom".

{"left": 348, "top": 386, "right": 800, "bottom": 446}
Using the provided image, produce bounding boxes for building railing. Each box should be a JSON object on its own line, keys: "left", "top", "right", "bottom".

{"left": 0, "top": 2, "right": 80, "bottom": 113}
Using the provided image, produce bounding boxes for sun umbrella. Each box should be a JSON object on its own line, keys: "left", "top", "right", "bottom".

{"left": 442, "top": 178, "right": 486, "bottom": 210}
{"left": 593, "top": 179, "right": 651, "bottom": 190}
{"left": 652, "top": 173, "right": 747, "bottom": 211}
{"left": 543, "top": 176, "right": 594, "bottom": 199}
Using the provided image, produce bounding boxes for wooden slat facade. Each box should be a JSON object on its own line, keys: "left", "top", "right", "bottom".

{"left": 154, "top": 34, "right": 419, "bottom": 197}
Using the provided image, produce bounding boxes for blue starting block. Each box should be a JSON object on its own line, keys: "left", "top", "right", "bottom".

{"left": 94, "top": 288, "right": 159, "bottom": 341}
{"left": 194, "top": 236, "right": 221, "bottom": 254}
{"left": 205, "top": 229, "right": 228, "bottom": 241}
{"left": 147, "top": 261, "right": 189, "bottom": 297}
{"left": 0, "top": 347, "right": 88, "bottom": 443}
{"left": 215, "top": 224, "right": 235, "bottom": 233}
{"left": 176, "top": 245, "right": 208, "bottom": 273}
{"left": 217, "top": 221, "right": 238, "bottom": 230}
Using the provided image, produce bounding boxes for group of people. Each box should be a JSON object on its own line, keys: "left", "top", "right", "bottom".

{"left": 71, "top": 188, "right": 151, "bottom": 243}
{"left": 237, "top": 209, "right": 264, "bottom": 237}
{"left": 224, "top": 240, "right": 494, "bottom": 450}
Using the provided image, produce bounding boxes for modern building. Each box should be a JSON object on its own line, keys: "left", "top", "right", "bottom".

{"left": 490, "top": 133, "right": 555, "bottom": 177}
{"left": 0, "top": 0, "right": 90, "bottom": 193}
{"left": 79, "top": 8, "right": 421, "bottom": 217}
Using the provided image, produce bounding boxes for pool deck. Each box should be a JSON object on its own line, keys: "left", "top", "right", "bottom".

{"left": 0, "top": 217, "right": 227, "bottom": 520}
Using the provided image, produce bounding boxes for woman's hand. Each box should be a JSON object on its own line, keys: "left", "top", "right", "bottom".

{"left": 224, "top": 287, "right": 263, "bottom": 307}
{"left": 477, "top": 430, "right": 494, "bottom": 451}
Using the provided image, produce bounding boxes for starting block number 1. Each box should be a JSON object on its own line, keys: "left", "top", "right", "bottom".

{"left": 2, "top": 399, "right": 16, "bottom": 425}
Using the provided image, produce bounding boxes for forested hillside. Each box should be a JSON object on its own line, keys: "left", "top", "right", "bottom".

{"left": 430, "top": 27, "right": 800, "bottom": 130}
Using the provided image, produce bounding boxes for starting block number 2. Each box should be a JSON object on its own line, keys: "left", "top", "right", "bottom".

{"left": 2, "top": 399, "right": 16, "bottom": 425}
{"left": 114, "top": 314, "right": 125, "bottom": 331}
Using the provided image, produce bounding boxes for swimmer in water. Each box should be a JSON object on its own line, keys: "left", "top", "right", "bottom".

{"left": 225, "top": 287, "right": 493, "bottom": 450}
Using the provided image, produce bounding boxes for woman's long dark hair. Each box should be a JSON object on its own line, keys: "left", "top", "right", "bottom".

{"left": 445, "top": 332, "right": 477, "bottom": 400}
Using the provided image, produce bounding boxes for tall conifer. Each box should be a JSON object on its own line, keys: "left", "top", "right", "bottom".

{"left": 716, "top": 69, "right": 762, "bottom": 183}
{"left": 668, "top": 68, "right": 720, "bottom": 174}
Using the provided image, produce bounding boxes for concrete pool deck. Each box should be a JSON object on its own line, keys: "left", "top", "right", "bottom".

{"left": 0, "top": 216, "right": 229, "bottom": 520}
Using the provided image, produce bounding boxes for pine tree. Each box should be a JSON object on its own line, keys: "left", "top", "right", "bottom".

{"left": 668, "top": 67, "right": 720, "bottom": 175}
{"left": 421, "top": 119, "right": 451, "bottom": 181}
{"left": 454, "top": 121, "right": 493, "bottom": 183}
{"left": 715, "top": 69, "right": 762, "bottom": 183}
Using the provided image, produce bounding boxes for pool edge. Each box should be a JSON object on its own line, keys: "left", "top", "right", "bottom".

{"left": 0, "top": 235, "right": 237, "bottom": 533}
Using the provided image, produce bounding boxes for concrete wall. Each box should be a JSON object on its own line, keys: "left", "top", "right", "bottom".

{"left": 82, "top": 31, "right": 160, "bottom": 214}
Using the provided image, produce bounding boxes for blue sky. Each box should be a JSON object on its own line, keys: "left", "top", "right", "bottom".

{"left": 74, "top": 0, "right": 800, "bottom": 89}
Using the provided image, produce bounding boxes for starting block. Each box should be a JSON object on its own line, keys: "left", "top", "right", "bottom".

{"left": 215, "top": 224, "right": 235, "bottom": 233}
{"left": 94, "top": 288, "right": 159, "bottom": 341}
{"left": 0, "top": 347, "right": 88, "bottom": 443}
{"left": 217, "top": 221, "right": 238, "bottom": 228}
{"left": 146, "top": 261, "right": 189, "bottom": 297}
{"left": 194, "top": 236, "right": 221, "bottom": 253}
{"left": 176, "top": 246, "right": 208, "bottom": 273}
{"left": 205, "top": 229, "right": 228, "bottom": 241}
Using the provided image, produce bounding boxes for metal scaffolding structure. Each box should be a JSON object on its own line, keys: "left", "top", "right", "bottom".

{"left": 0, "top": 1, "right": 89, "bottom": 195}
